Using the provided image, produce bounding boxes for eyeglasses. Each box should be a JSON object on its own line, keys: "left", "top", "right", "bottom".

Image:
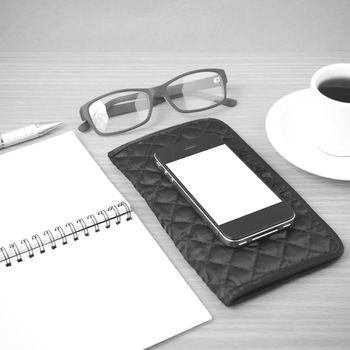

{"left": 78, "top": 68, "right": 237, "bottom": 135}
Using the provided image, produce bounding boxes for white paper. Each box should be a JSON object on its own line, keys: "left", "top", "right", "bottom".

{"left": 0, "top": 132, "right": 211, "bottom": 349}
{"left": 167, "top": 144, "right": 281, "bottom": 225}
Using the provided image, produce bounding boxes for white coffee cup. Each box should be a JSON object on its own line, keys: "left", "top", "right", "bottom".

{"left": 310, "top": 63, "right": 350, "bottom": 156}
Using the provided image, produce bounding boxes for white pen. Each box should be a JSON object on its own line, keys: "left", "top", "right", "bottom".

{"left": 0, "top": 122, "right": 62, "bottom": 149}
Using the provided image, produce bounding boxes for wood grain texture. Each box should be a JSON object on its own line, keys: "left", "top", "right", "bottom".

{"left": 0, "top": 52, "right": 349, "bottom": 350}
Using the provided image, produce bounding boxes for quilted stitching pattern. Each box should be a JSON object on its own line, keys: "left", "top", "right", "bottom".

{"left": 109, "top": 118, "right": 343, "bottom": 306}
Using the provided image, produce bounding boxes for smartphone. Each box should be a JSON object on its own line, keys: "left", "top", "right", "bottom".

{"left": 154, "top": 134, "right": 295, "bottom": 247}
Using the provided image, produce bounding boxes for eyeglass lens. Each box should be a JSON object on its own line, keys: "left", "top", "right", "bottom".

{"left": 166, "top": 71, "right": 225, "bottom": 111}
{"left": 88, "top": 91, "right": 150, "bottom": 134}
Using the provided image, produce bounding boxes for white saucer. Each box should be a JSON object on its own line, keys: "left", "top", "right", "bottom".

{"left": 266, "top": 88, "right": 350, "bottom": 181}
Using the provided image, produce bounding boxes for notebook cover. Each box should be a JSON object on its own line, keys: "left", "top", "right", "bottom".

{"left": 108, "top": 118, "right": 344, "bottom": 306}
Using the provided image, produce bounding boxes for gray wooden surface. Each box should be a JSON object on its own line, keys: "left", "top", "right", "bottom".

{"left": 1, "top": 53, "right": 349, "bottom": 349}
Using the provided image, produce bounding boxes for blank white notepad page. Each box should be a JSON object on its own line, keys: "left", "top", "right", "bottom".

{"left": 0, "top": 132, "right": 211, "bottom": 350}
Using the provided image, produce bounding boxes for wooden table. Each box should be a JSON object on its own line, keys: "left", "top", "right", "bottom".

{"left": 1, "top": 52, "right": 349, "bottom": 349}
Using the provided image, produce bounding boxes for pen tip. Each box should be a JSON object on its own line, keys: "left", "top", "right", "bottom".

{"left": 44, "top": 121, "right": 63, "bottom": 128}
{"left": 35, "top": 121, "right": 63, "bottom": 135}
{"left": 53, "top": 122, "right": 63, "bottom": 127}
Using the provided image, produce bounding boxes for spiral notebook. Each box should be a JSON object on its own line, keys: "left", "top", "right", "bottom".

{"left": 0, "top": 132, "right": 211, "bottom": 350}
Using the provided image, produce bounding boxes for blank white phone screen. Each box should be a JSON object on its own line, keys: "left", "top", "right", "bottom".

{"left": 167, "top": 144, "right": 281, "bottom": 225}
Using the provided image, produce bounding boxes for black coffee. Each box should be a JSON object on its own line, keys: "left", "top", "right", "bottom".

{"left": 318, "top": 78, "right": 350, "bottom": 103}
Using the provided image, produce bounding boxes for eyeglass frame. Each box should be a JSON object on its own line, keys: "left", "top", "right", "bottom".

{"left": 78, "top": 68, "right": 237, "bottom": 136}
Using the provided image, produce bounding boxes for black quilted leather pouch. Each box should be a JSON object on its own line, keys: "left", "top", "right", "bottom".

{"left": 108, "top": 118, "right": 344, "bottom": 306}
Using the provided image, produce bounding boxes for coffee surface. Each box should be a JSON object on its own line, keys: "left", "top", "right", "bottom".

{"left": 318, "top": 78, "right": 350, "bottom": 103}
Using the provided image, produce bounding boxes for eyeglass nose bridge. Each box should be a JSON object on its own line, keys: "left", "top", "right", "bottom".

{"left": 148, "top": 85, "right": 174, "bottom": 109}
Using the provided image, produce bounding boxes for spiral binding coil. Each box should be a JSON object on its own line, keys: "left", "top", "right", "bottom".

{"left": 0, "top": 201, "right": 132, "bottom": 267}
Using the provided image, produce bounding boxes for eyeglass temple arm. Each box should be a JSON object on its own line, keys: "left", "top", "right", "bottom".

{"left": 78, "top": 95, "right": 165, "bottom": 132}
{"left": 78, "top": 76, "right": 236, "bottom": 132}
{"left": 78, "top": 96, "right": 162, "bottom": 132}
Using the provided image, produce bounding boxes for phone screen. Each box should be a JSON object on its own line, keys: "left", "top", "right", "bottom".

{"left": 166, "top": 144, "right": 281, "bottom": 225}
